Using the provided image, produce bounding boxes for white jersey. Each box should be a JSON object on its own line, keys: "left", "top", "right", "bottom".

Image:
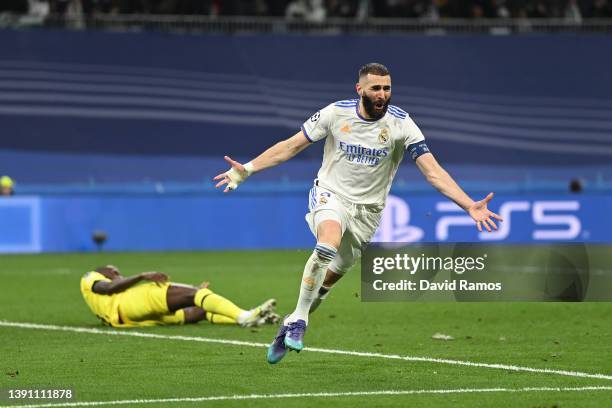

{"left": 301, "top": 99, "right": 426, "bottom": 206}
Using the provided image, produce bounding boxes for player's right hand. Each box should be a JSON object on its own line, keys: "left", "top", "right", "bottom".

{"left": 213, "top": 156, "right": 252, "bottom": 193}
{"left": 140, "top": 272, "right": 169, "bottom": 283}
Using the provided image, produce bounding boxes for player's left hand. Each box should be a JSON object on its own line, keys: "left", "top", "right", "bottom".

{"left": 468, "top": 192, "right": 503, "bottom": 232}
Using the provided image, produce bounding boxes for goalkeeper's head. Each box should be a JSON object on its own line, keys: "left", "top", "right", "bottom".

{"left": 0, "top": 176, "right": 14, "bottom": 196}
{"left": 95, "top": 265, "right": 122, "bottom": 280}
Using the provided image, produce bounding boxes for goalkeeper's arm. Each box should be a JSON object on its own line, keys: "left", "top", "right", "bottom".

{"left": 214, "top": 130, "right": 311, "bottom": 192}
{"left": 93, "top": 272, "right": 169, "bottom": 295}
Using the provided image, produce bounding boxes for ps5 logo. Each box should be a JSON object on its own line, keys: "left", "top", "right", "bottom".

{"left": 437, "top": 200, "right": 581, "bottom": 241}
{"left": 374, "top": 196, "right": 582, "bottom": 242}
{"left": 373, "top": 195, "right": 424, "bottom": 242}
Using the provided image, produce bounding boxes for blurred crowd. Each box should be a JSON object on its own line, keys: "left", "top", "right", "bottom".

{"left": 1, "top": 0, "right": 611, "bottom": 20}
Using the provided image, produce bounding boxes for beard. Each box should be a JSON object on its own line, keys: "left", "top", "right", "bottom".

{"left": 361, "top": 93, "right": 391, "bottom": 120}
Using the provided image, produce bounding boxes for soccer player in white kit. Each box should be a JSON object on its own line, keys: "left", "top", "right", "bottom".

{"left": 214, "top": 63, "right": 503, "bottom": 364}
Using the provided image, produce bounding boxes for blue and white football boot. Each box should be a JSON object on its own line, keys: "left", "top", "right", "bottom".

{"left": 284, "top": 319, "right": 307, "bottom": 352}
{"left": 266, "top": 316, "right": 290, "bottom": 364}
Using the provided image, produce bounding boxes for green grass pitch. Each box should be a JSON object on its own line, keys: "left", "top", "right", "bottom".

{"left": 1, "top": 250, "right": 611, "bottom": 407}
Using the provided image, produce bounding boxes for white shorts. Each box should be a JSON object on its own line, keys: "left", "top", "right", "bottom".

{"left": 305, "top": 184, "right": 382, "bottom": 275}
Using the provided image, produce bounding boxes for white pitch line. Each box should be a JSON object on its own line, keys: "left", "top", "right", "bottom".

{"left": 2, "top": 386, "right": 612, "bottom": 408}
{"left": 2, "top": 320, "right": 611, "bottom": 382}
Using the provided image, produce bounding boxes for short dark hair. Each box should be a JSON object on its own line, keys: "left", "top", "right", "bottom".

{"left": 358, "top": 63, "right": 390, "bottom": 80}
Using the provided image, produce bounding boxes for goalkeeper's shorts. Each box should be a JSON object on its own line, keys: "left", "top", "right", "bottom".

{"left": 115, "top": 282, "right": 185, "bottom": 327}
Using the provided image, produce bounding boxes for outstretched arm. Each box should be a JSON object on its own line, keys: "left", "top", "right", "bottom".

{"left": 415, "top": 153, "right": 503, "bottom": 232}
{"left": 92, "top": 272, "right": 168, "bottom": 295}
{"left": 214, "top": 131, "right": 311, "bottom": 193}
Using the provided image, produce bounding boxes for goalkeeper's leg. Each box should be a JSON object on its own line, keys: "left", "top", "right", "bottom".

{"left": 166, "top": 285, "right": 276, "bottom": 327}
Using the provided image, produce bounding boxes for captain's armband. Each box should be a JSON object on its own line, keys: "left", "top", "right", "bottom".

{"left": 407, "top": 141, "right": 430, "bottom": 161}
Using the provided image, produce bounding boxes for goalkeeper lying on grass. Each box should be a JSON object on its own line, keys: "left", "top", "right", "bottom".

{"left": 80, "top": 265, "right": 279, "bottom": 328}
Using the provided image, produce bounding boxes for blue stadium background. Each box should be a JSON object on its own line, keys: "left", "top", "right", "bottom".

{"left": 1, "top": 30, "right": 611, "bottom": 251}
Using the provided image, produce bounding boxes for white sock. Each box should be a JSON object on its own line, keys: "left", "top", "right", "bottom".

{"left": 286, "top": 243, "right": 337, "bottom": 325}
{"left": 309, "top": 285, "right": 331, "bottom": 314}
{"left": 318, "top": 286, "right": 331, "bottom": 300}
{"left": 236, "top": 310, "right": 251, "bottom": 325}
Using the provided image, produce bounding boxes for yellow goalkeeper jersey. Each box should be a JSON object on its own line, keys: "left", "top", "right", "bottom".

{"left": 80, "top": 271, "right": 121, "bottom": 326}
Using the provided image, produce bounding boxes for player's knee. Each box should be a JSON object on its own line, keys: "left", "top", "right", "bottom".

{"left": 167, "top": 286, "right": 197, "bottom": 311}
{"left": 183, "top": 307, "right": 206, "bottom": 324}
{"left": 314, "top": 243, "right": 337, "bottom": 264}
{"left": 316, "top": 220, "right": 342, "bottom": 248}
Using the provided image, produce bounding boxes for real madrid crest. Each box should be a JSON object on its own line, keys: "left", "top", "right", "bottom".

{"left": 319, "top": 197, "right": 328, "bottom": 204}
{"left": 378, "top": 128, "right": 389, "bottom": 144}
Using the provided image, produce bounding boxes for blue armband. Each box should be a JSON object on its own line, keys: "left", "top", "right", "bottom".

{"left": 407, "top": 141, "right": 430, "bottom": 160}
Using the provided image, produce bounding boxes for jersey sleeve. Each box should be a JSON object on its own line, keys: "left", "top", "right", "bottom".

{"left": 80, "top": 271, "right": 110, "bottom": 294}
{"left": 301, "top": 104, "right": 335, "bottom": 143}
{"left": 402, "top": 116, "right": 425, "bottom": 148}
{"left": 402, "top": 116, "right": 430, "bottom": 160}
